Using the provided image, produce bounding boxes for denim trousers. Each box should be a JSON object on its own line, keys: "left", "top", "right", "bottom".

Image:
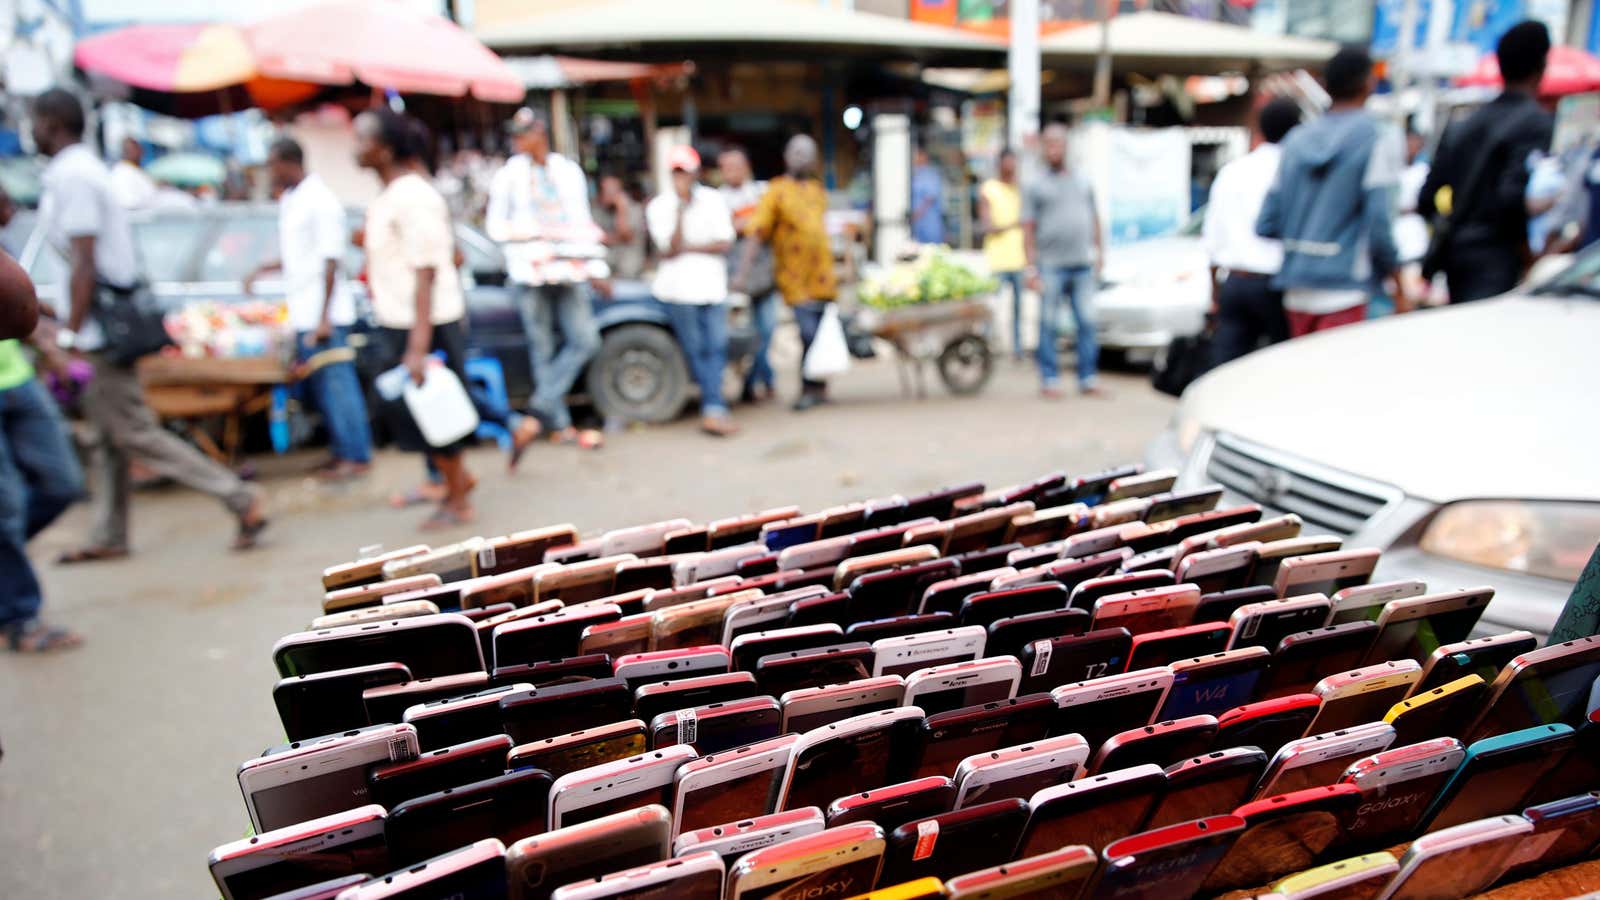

{"left": 792, "top": 300, "right": 831, "bottom": 394}
{"left": 1039, "top": 265, "right": 1099, "bottom": 389}
{"left": 744, "top": 291, "right": 779, "bottom": 394}
{"left": 995, "top": 270, "right": 1026, "bottom": 357}
{"left": 297, "top": 327, "right": 373, "bottom": 464}
{"left": 518, "top": 283, "right": 600, "bottom": 431}
{"left": 663, "top": 301, "right": 730, "bottom": 417}
{"left": 0, "top": 378, "right": 85, "bottom": 627}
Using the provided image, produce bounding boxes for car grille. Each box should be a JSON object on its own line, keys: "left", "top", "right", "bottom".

{"left": 1205, "top": 434, "right": 1395, "bottom": 538}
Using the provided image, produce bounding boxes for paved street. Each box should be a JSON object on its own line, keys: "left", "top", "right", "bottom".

{"left": 0, "top": 357, "right": 1173, "bottom": 898}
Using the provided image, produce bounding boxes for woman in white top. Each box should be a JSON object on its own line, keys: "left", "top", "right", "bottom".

{"left": 354, "top": 109, "right": 477, "bottom": 530}
{"left": 645, "top": 146, "right": 737, "bottom": 436}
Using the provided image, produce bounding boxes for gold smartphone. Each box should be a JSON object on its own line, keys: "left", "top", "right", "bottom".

{"left": 579, "top": 612, "right": 655, "bottom": 658}
{"left": 311, "top": 599, "right": 440, "bottom": 630}
{"left": 507, "top": 718, "right": 649, "bottom": 780}
{"left": 321, "top": 544, "right": 430, "bottom": 591}
{"left": 382, "top": 538, "right": 487, "bottom": 584}
{"left": 833, "top": 546, "right": 941, "bottom": 591}
{"left": 534, "top": 554, "right": 637, "bottom": 605}
{"left": 459, "top": 566, "right": 549, "bottom": 610}
{"left": 479, "top": 525, "right": 578, "bottom": 576}
{"left": 650, "top": 590, "right": 761, "bottom": 651}
{"left": 946, "top": 501, "right": 1034, "bottom": 555}
{"left": 322, "top": 573, "right": 443, "bottom": 614}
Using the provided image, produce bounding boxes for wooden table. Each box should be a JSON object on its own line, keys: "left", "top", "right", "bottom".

{"left": 135, "top": 355, "right": 293, "bottom": 464}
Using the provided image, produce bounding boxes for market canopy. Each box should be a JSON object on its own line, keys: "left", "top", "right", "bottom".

{"left": 1041, "top": 11, "right": 1337, "bottom": 74}
{"left": 476, "top": 0, "right": 1004, "bottom": 61}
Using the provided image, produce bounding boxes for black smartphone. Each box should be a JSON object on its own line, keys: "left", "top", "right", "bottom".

{"left": 1068, "top": 571, "right": 1175, "bottom": 613}
{"left": 732, "top": 625, "right": 846, "bottom": 673}
{"left": 1015, "top": 763, "right": 1165, "bottom": 858}
{"left": 755, "top": 642, "right": 874, "bottom": 698}
{"left": 953, "top": 543, "right": 1025, "bottom": 578}
{"left": 1092, "top": 814, "right": 1246, "bottom": 900}
{"left": 786, "top": 591, "right": 852, "bottom": 627}
{"left": 1422, "top": 724, "right": 1578, "bottom": 832}
{"left": 985, "top": 608, "right": 1091, "bottom": 662}
{"left": 385, "top": 769, "right": 553, "bottom": 866}
{"left": 367, "top": 734, "right": 512, "bottom": 810}
{"left": 272, "top": 613, "right": 484, "bottom": 679}
{"left": 1090, "top": 716, "right": 1220, "bottom": 775}
{"left": 1142, "top": 487, "right": 1225, "bottom": 525}
{"left": 633, "top": 671, "right": 760, "bottom": 724}
{"left": 826, "top": 775, "right": 956, "bottom": 832}
{"left": 911, "top": 694, "right": 1056, "bottom": 780}
{"left": 880, "top": 799, "right": 1031, "bottom": 885}
{"left": 404, "top": 684, "right": 527, "bottom": 751}
{"left": 1018, "top": 627, "right": 1132, "bottom": 695}
{"left": 922, "top": 571, "right": 1008, "bottom": 616}
{"left": 902, "top": 482, "right": 986, "bottom": 522}
{"left": 1047, "top": 550, "right": 1137, "bottom": 595}
{"left": 488, "top": 654, "right": 614, "bottom": 690}
{"left": 273, "top": 662, "right": 413, "bottom": 741}
{"left": 957, "top": 583, "right": 1068, "bottom": 631}
{"left": 363, "top": 673, "right": 491, "bottom": 726}
{"left": 498, "top": 677, "right": 632, "bottom": 744}
{"left": 1193, "top": 586, "right": 1277, "bottom": 624}
{"left": 847, "top": 559, "right": 962, "bottom": 623}
{"left": 845, "top": 612, "right": 955, "bottom": 644}
{"left": 1066, "top": 465, "right": 1143, "bottom": 505}
{"left": 1255, "top": 621, "right": 1379, "bottom": 700}
{"left": 1147, "top": 747, "right": 1269, "bottom": 829}
{"left": 1211, "top": 694, "right": 1321, "bottom": 758}
{"left": 1127, "top": 622, "right": 1233, "bottom": 672}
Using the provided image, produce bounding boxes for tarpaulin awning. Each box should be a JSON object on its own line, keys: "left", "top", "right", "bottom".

{"left": 1458, "top": 45, "right": 1600, "bottom": 96}
{"left": 1041, "top": 11, "right": 1337, "bottom": 74}
{"left": 504, "top": 56, "right": 694, "bottom": 90}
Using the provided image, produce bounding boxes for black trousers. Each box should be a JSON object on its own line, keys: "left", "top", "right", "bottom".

{"left": 1445, "top": 243, "right": 1522, "bottom": 303}
{"left": 1209, "top": 275, "right": 1287, "bottom": 369}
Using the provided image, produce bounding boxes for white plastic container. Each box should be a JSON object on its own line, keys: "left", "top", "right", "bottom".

{"left": 379, "top": 360, "right": 479, "bottom": 447}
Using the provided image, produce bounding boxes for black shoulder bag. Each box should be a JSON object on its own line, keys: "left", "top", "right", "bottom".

{"left": 91, "top": 279, "right": 172, "bottom": 367}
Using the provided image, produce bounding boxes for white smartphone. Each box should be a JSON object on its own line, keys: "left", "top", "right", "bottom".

{"left": 207, "top": 804, "right": 388, "bottom": 900}
{"left": 989, "top": 566, "right": 1051, "bottom": 591}
{"left": 1254, "top": 721, "right": 1396, "bottom": 800}
{"left": 1306, "top": 660, "right": 1423, "bottom": 735}
{"left": 548, "top": 744, "right": 699, "bottom": 829}
{"left": 613, "top": 645, "right": 731, "bottom": 687}
{"left": 952, "top": 733, "right": 1090, "bottom": 809}
{"left": 903, "top": 657, "right": 1021, "bottom": 716}
{"left": 1226, "top": 594, "right": 1333, "bottom": 651}
{"left": 1363, "top": 588, "right": 1495, "bottom": 667}
{"left": 672, "top": 807, "right": 827, "bottom": 865}
{"left": 675, "top": 543, "right": 771, "bottom": 586}
{"left": 1328, "top": 579, "right": 1428, "bottom": 626}
{"left": 309, "top": 599, "right": 441, "bottom": 630}
{"left": 672, "top": 734, "right": 798, "bottom": 837}
{"left": 721, "top": 588, "right": 829, "bottom": 645}
{"left": 870, "top": 625, "right": 988, "bottom": 679}
{"left": 1090, "top": 584, "right": 1201, "bottom": 634}
{"left": 779, "top": 676, "right": 906, "bottom": 734}
{"left": 777, "top": 535, "right": 856, "bottom": 573}
{"left": 1052, "top": 667, "right": 1176, "bottom": 750}
{"left": 337, "top": 838, "right": 505, "bottom": 899}
{"left": 1381, "top": 814, "right": 1532, "bottom": 900}
{"left": 236, "top": 723, "right": 418, "bottom": 832}
{"left": 1341, "top": 737, "right": 1466, "bottom": 846}
{"left": 600, "top": 519, "right": 694, "bottom": 558}
{"left": 726, "top": 822, "right": 886, "bottom": 900}
{"left": 550, "top": 850, "right": 725, "bottom": 900}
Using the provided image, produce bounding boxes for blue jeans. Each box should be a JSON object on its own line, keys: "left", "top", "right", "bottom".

{"left": 996, "top": 270, "right": 1026, "bottom": 357}
{"left": 1039, "top": 265, "right": 1099, "bottom": 389}
{"left": 298, "top": 327, "right": 372, "bottom": 464}
{"left": 792, "top": 300, "right": 831, "bottom": 394}
{"left": 664, "top": 302, "right": 730, "bottom": 417}
{"left": 519, "top": 283, "right": 600, "bottom": 431}
{"left": 743, "top": 291, "right": 779, "bottom": 394}
{"left": 0, "top": 378, "right": 85, "bottom": 628}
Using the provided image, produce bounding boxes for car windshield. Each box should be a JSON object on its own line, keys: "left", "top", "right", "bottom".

{"left": 1534, "top": 243, "right": 1600, "bottom": 298}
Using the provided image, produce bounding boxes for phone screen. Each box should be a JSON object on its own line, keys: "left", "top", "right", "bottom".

{"left": 1429, "top": 744, "right": 1570, "bottom": 831}
{"left": 912, "top": 678, "right": 1013, "bottom": 717}
{"left": 692, "top": 710, "right": 782, "bottom": 756}
{"left": 1159, "top": 665, "right": 1264, "bottom": 720}
{"left": 1286, "top": 570, "right": 1373, "bottom": 600}
{"left": 1022, "top": 630, "right": 1132, "bottom": 695}
{"left": 1346, "top": 766, "right": 1456, "bottom": 846}
{"left": 785, "top": 696, "right": 900, "bottom": 736}
{"left": 561, "top": 780, "right": 675, "bottom": 828}
{"left": 680, "top": 766, "right": 784, "bottom": 833}
{"left": 387, "top": 770, "right": 549, "bottom": 866}
{"left": 960, "top": 759, "right": 1077, "bottom": 808}
{"left": 379, "top": 856, "right": 505, "bottom": 899}
{"left": 1314, "top": 682, "right": 1414, "bottom": 734}
{"left": 786, "top": 724, "right": 908, "bottom": 812}
{"left": 1271, "top": 749, "right": 1371, "bottom": 796}
{"left": 738, "top": 855, "right": 881, "bottom": 900}
{"left": 1054, "top": 688, "right": 1163, "bottom": 751}
{"left": 1393, "top": 834, "right": 1524, "bottom": 900}
{"left": 879, "top": 644, "right": 980, "bottom": 681}
{"left": 510, "top": 731, "right": 646, "bottom": 780}
{"left": 1232, "top": 606, "right": 1329, "bottom": 653}
{"left": 1478, "top": 654, "right": 1600, "bottom": 737}
{"left": 1148, "top": 764, "right": 1261, "bottom": 829}
{"left": 279, "top": 620, "right": 483, "bottom": 679}
{"left": 1203, "top": 810, "right": 1344, "bottom": 893}
{"left": 1418, "top": 639, "right": 1535, "bottom": 693}
{"left": 1017, "top": 780, "right": 1162, "bottom": 858}
{"left": 1213, "top": 708, "right": 1318, "bottom": 759}
{"left": 1371, "top": 604, "right": 1487, "bottom": 666}
{"left": 1128, "top": 627, "right": 1231, "bottom": 672}
{"left": 252, "top": 766, "right": 373, "bottom": 832}
{"left": 221, "top": 831, "right": 388, "bottom": 900}
{"left": 1257, "top": 625, "right": 1376, "bottom": 699}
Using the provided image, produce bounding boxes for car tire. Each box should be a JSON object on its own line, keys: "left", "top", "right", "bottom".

{"left": 584, "top": 323, "right": 691, "bottom": 424}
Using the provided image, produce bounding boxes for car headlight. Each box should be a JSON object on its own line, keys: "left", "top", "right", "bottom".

{"left": 1420, "top": 500, "right": 1600, "bottom": 582}
{"left": 1174, "top": 412, "right": 1206, "bottom": 456}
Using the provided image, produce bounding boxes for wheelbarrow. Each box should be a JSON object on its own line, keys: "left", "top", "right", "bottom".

{"left": 847, "top": 298, "right": 995, "bottom": 398}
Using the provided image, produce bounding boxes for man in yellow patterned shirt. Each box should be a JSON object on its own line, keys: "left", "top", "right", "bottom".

{"left": 735, "top": 135, "right": 838, "bottom": 411}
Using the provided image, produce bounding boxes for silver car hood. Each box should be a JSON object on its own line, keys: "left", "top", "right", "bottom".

{"left": 1183, "top": 294, "right": 1600, "bottom": 504}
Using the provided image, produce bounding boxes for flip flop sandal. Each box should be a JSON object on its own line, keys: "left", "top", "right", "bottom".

{"left": 233, "top": 515, "right": 270, "bottom": 551}
{"left": 7, "top": 621, "right": 84, "bottom": 653}
{"left": 576, "top": 429, "right": 604, "bottom": 451}
{"left": 56, "top": 545, "right": 130, "bottom": 565}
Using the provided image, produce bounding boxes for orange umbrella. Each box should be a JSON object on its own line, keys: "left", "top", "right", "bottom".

{"left": 74, "top": 23, "right": 317, "bottom": 116}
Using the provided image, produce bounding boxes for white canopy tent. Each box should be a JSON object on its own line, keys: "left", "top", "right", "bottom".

{"left": 1041, "top": 11, "right": 1338, "bottom": 74}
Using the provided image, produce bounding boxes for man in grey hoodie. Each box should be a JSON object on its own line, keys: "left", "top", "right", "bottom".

{"left": 1257, "top": 46, "right": 1410, "bottom": 336}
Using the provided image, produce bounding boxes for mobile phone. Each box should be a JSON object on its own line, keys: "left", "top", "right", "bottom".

{"left": 1468, "top": 636, "right": 1600, "bottom": 740}
{"left": 1271, "top": 852, "right": 1398, "bottom": 900}
{"left": 1247, "top": 536, "right": 1342, "bottom": 591}
{"left": 1106, "top": 470, "right": 1177, "bottom": 502}
{"left": 880, "top": 798, "right": 1030, "bottom": 885}
{"left": 817, "top": 502, "right": 870, "bottom": 539}
{"left": 362, "top": 672, "right": 491, "bottom": 726}
{"left": 1362, "top": 588, "right": 1493, "bottom": 667}
{"left": 1091, "top": 584, "right": 1200, "bottom": 634}
{"left": 1501, "top": 791, "right": 1600, "bottom": 882}
{"left": 1090, "top": 497, "right": 1151, "bottom": 529}
{"left": 646, "top": 578, "right": 741, "bottom": 613}
{"left": 762, "top": 514, "right": 826, "bottom": 552}
{"left": 826, "top": 775, "right": 956, "bottom": 833}
{"left": 370, "top": 732, "right": 511, "bottom": 808}
{"left": 548, "top": 744, "right": 698, "bottom": 829}
{"left": 1158, "top": 647, "right": 1270, "bottom": 720}
{"left": 1048, "top": 548, "right": 1136, "bottom": 592}
{"left": 385, "top": 769, "right": 551, "bottom": 868}
{"left": 258, "top": 874, "right": 371, "bottom": 900}
{"left": 494, "top": 604, "right": 623, "bottom": 669}
{"left": 1339, "top": 737, "right": 1465, "bottom": 850}
{"left": 1147, "top": 747, "right": 1269, "bottom": 830}
{"left": 777, "top": 535, "right": 855, "bottom": 573}
{"left": 903, "top": 482, "right": 986, "bottom": 521}
{"left": 310, "top": 598, "right": 442, "bottom": 631}
{"left": 321, "top": 573, "right": 447, "bottom": 615}
{"left": 1382, "top": 814, "right": 1531, "bottom": 900}
{"left": 653, "top": 592, "right": 760, "bottom": 652}
{"left": 911, "top": 694, "right": 1055, "bottom": 780}
{"left": 946, "top": 502, "right": 1034, "bottom": 555}
{"left": 1118, "top": 544, "right": 1178, "bottom": 575}
{"left": 784, "top": 591, "right": 852, "bottom": 628}
{"left": 1007, "top": 504, "right": 1089, "bottom": 547}
{"left": 1384, "top": 674, "right": 1487, "bottom": 746}
{"left": 671, "top": 734, "right": 797, "bottom": 836}
{"left": 1253, "top": 722, "right": 1396, "bottom": 801}
{"left": 943, "top": 845, "right": 1099, "bottom": 900}
{"left": 672, "top": 807, "right": 826, "bottom": 868}
{"left": 1126, "top": 622, "right": 1233, "bottom": 672}
{"left": 1192, "top": 586, "right": 1277, "bottom": 624}
{"left": 1064, "top": 464, "right": 1141, "bottom": 505}
{"left": 474, "top": 601, "right": 566, "bottom": 664}
{"left": 208, "top": 805, "right": 389, "bottom": 900}
{"left": 1421, "top": 723, "right": 1576, "bottom": 833}
{"left": 918, "top": 572, "right": 1002, "bottom": 617}
{"left": 1161, "top": 504, "right": 1266, "bottom": 555}
{"left": 273, "top": 663, "right": 413, "bottom": 741}
{"left": 871, "top": 626, "right": 987, "bottom": 679}
{"left": 1227, "top": 595, "right": 1332, "bottom": 653}
{"left": 500, "top": 678, "right": 633, "bottom": 745}
{"left": 508, "top": 719, "right": 648, "bottom": 781}
{"left": 953, "top": 543, "right": 1025, "bottom": 578}
{"left": 1201, "top": 784, "right": 1362, "bottom": 894}
{"left": 1015, "top": 763, "right": 1166, "bottom": 859}
{"left": 337, "top": 837, "right": 506, "bottom": 899}
{"left": 1175, "top": 544, "right": 1260, "bottom": 596}
{"left": 1142, "top": 486, "right": 1224, "bottom": 524}
{"left": 322, "top": 544, "right": 429, "bottom": 591}
{"left": 236, "top": 724, "right": 420, "bottom": 832}
{"left": 614, "top": 645, "right": 731, "bottom": 690}
{"left": 675, "top": 545, "right": 770, "bottom": 587}
{"left": 958, "top": 584, "right": 1068, "bottom": 631}
{"left": 490, "top": 655, "right": 613, "bottom": 691}
{"left": 1306, "top": 660, "right": 1423, "bottom": 736}
{"left": 651, "top": 696, "right": 781, "bottom": 754}
{"left": 549, "top": 850, "right": 724, "bottom": 900}
{"left": 1212, "top": 693, "right": 1321, "bottom": 759}
{"left": 505, "top": 804, "right": 671, "bottom": 900}
{"left": 459, "top": 568, "right": 542, "bottom": 611}
{"left": 756, "top": 642, "right": 875, "bottom": 698}
{"left": 1327, "top": 579, "right": 1427, "bottom": 626}
{"left": 1414, "top": 630, "right": 1537, "bottom": 695}
{"left": 1007, "top": 542, "right": 1068, "bottom": 572}
{"left": 780, "top": 676, "right": 906, "bottom": 734}
{"left": 711, "top": 507, "right": 803, "bottom": 549}
{"left": 1273, "top": 549, "right": 1379, "bottom": 600}
{"left": 664, "top": 526, "right": 711, "bottom": 556}
{"left": 1068, "top": 571, "right": 1177, "bottom": 613}
{"left": 1208, "top": 514, "right": 1302, "bottom": 550}
{"left": 985, "top": 608, "right": 1090, "bottom": 663}
{"left": 1089, "top": 715, "right": 1220, "bottom": 775}
{"left": 1090, "top": 813, "right": 1246, "bottom": 900}
{"left": 635, "top": 671, "right": 760, "bottom": 726}
{"left": 834, "top": 546, "right": 942, "bottom": 593}
{"left": 381, "top": 538, "right": 486, "bottom": 583}
{"left": 537, "top": 555, "right": 636, "bottom": 606}
{"left": 613, "top": 558, "right": 677, "bottom": 594}
{"left": 901, "top": 520, "right": 953, "bottom": 555}
{"left": 731, "top": 625, "right": 841, "bottom": 672}
{"left": 844, "top": 518, "right": 942, "bottom": 559}
{"left": 952, "top": 733, "right": 1089, "bottom": 810}
{"left": 480, "top": 525, "right": 580, "bottom": 576}
{"left": 1523, "top": 710, "right": 1600, "bottom": 807}
{"left": 903, "top": 657, "right": 1021, "bottom": 716}
{"left": 848, "top": 559, "right": 963, "bottom": 623}
{"left": 722, "top": 588, "right": 830, "bottom": 645}
{"left": 726, "top": 822, "right": 886, "bottom": 900}
{"left": 273, "top": 613, "right": 484, "bottom": 680}
{"left": 1256, "top": 621, "right": 1380, "bottom": 700}
{"left": 1051, "top": 666, "right": 1172, "bottom": 750}
{"left": 847, "top": 612, "right": 956, "bottom": 645}
{"left": 778, "top": 707, "right": 925, "bottom": 813}
{"left": 542, "top": 539, "right": 603, "bottom": 566}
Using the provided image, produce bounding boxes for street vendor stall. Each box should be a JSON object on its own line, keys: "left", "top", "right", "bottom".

{"left": 855, "top": 246, "right": 996, "bottom": 398}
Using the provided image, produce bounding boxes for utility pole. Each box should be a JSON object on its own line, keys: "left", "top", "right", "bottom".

{"left": 1008, "top": 0, "right": 1041, "bottom": 150}
{"left": 1092, "top": 0, "right": 1113, "bottom": 110}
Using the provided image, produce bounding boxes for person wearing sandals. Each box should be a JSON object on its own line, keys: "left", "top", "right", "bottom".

{"left": 355, "top": 109, "right": 477, "bottom": 531}
{"left": 33, "top": 89, "right": 267, "bottom": 562}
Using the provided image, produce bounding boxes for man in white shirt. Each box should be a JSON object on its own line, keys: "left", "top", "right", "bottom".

{"left": 32, "top": 89, "right": 265, "bottom": 559}
{"left": 245, "top": 137, "right": 372, "bottom": 479}
{"left": 486, "top": 107, "right": 602, "bottom": 448}
{"left": 1203, "top": 97, "right": 1300, "bottom": 368}
{"left": 717, "top": 147, "right": 776, "bottom": 404}
{"left": 108, "top": 137, "right": 157, "bottom": 210}
{"left": 647, "top": 146, "right": 737, "bottom": 436}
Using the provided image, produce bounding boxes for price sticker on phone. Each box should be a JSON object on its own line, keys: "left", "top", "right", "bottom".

{"left": 1030, "top": 639, "right": 1054, "bottom": 678}
{"left": 912, "top": 819, "right": 939, "bottom": 860}
{"left": 477, "top": 544, "right": 497, "bottom": 574}
{"left": 679, "top": 707, "right": 698, "bottom": 745}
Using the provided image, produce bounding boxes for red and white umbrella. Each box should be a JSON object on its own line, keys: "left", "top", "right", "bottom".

{"left": 1457, "top": 44, "right": 1600, "bottom": 97}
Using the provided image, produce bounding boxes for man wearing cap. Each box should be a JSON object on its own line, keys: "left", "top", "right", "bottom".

{"left": 646, "top": 146, "right": 738, "bottom": 436}
{"left": 487, "top": 107, "right": 604, "bottom": 449}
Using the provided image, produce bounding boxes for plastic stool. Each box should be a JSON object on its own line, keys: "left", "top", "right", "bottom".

{"left": 463, "top": 354, "right": 512, "bottom": 450}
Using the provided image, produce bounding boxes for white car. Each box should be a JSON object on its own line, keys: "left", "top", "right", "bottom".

{"left": 1146, "top": 251, "right": 1600, "bottom": 640}
{"left": 1076, "top": 213, "right": 1210, "bottom": 363}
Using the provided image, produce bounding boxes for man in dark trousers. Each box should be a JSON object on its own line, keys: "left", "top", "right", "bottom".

{"left": 1420, "top": 20, "right": 1553, "bottom": 303}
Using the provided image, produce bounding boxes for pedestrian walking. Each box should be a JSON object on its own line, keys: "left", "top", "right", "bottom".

{"left": 1419, "top": 21, "right": 1553, "bottom": 303}
{"left": 355, "top": 108, "right": 477, "bottom": 531}
{"left": 33, "top": 89, "right": 267, "bottom": 561}
{"left": 717, "top": 148, "right": 777, "bottom": 404}
{"left": 1023, "top": 123, "right": 1105, "bottom": 398}
{"left": 647, "top": 146, "right": 738, "bottom": 437}
{"left": 1203, "top": 97, "right": 1301, "bottom": 368}
{"left": 596, "top": 173, "right": 646, "bottom": 281}
{"left": 911, "top": 146, "right": 945, "bottom": 245}
{"left": 979, "top": 149, "right": 1028, "bottom": 361}
{"left": 1257, "top": 47, "right": 1409, "bottom": 336}
{"left": 487, "top": 108, "right": 603, "bottom": 449}
{"left": 245, "top": 137, "right": 373, "bottom": 481}
{"left": 734, "top": 135, "right": 838, "bottom": 412}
